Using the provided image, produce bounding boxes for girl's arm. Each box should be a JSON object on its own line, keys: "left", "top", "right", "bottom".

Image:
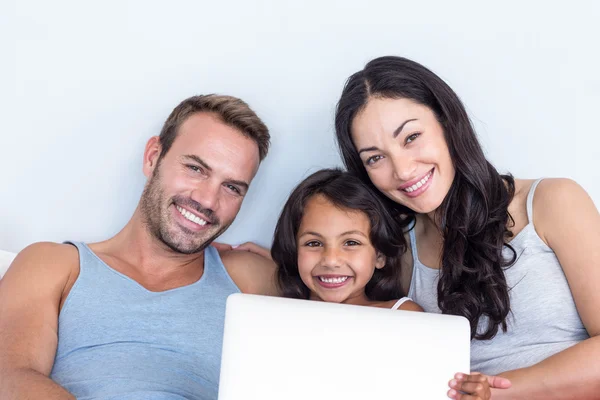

{"left": 492, "top": 178, "right": 600, "bottom": 400}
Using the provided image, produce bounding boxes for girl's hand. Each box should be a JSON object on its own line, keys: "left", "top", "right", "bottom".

{"left": 447, "top": 372, "right": 511, "bottom": 399}
{"left": 212, "top": 241, "right": 273, "bottom": 261}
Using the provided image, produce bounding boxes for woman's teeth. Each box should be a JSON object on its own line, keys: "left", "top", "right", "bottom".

{"left": 319, "top": 276, "right": 349, "bottom": 284}
{"left": 176, "top": 205, "right": 207, "bottom": 226}
{"left": 403, "top": 170, "right": 433, "bottom": 193}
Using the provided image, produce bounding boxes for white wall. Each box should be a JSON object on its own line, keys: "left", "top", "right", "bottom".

{"left": 2, "top": 0, "right": 599, "bottom": 253}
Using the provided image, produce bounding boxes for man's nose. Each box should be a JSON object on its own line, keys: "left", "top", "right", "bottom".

{"left": 190, "top": 180, "right": 220, "bottom": 214}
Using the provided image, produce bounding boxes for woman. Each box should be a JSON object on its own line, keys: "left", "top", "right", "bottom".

{"left": 227, "top": 56, "right": 600, "bottom": 399}
{"left": 333, "top": 56, "right": 600, "bottom": 399}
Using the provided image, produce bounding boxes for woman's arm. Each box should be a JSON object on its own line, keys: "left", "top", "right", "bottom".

{"left": 493, "top": 178, "right": 600, "bottom": 400}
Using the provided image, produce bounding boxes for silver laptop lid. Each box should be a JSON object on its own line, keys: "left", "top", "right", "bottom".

{"left": 219, "top": 293, "right": 470, "bottom": 400}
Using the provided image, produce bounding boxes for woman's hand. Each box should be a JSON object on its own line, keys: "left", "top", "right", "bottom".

{"left": 212, "top": 241, "right": 273, "bottom": 261}
{"left": 448, "top": 372, "right": 511, "bottom": 399}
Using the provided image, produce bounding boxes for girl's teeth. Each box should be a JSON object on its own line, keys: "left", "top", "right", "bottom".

{"left": 319, "top": 276, "right": 349, "bottom": 284}
{"left": 176, "top": 205, "right": 207, "bottom": 226}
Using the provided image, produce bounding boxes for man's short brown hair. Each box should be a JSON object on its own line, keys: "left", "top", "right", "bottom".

{"left": 158, "top": 94, "right": 270, "bottom": 161}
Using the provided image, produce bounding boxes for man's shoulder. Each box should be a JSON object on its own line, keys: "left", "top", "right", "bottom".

{"left": 0, "top": 242, "right": 79, "bottom": 305}
{"left": 220, "top": 250, "right": 280, "bottom": 296}
{"left": 12, "top": 242, "right": 79, "bottom": 272}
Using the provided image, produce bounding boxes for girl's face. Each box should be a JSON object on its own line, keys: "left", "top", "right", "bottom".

{"left": 351, "top": 97, "right": 455, "bottom": 214}
{"left": 296, "top": 195, "right": 385, "bottom": 304}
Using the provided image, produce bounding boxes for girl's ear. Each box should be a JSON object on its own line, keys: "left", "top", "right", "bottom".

{"left": 375, "top": 252, "right": 386, "bottom": 270}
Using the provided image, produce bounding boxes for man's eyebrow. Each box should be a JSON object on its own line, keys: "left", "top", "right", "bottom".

{"left": 182, "top": 154, "right": 249, "bottom": 191}
{"left": 227, "top": 179, "right": 249, "bottom": 191}
{"left": 182, "top": 154, "right": 212, "bottom": 171}
{"left": 393, "top": 118, "right": 418, "bottom": 138}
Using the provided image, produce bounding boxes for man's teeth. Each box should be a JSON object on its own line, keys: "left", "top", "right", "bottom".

{"left": 403, "top": 170, "right": 433, "bottom": 193}
{"left": 319, "top": 276, "right": 349, "bottom": 284}
{"left": 176, "top": 206, "right": 207, "bottom": 226}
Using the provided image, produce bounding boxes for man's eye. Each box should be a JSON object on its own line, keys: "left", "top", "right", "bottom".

{"left": 187, "top": 165, "right": 202, "bottom": 173}
{"left": 226, "top": 184, "right": 241, "bottom": 195}
{"left": 405, "top": 133, "right": 421, "bottom": 144}
{"left": 366, "top": 155, "right": 383, "bottom": 166}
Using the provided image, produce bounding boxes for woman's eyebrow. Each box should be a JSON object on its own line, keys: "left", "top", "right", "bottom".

{"left": 393, "top": 118, "right": 418, "bottom": 138}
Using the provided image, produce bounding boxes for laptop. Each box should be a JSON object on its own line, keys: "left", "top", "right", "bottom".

{"left": 219, "top": 293, "right": 471, "bottom": 400}
{"left": 218, "top": 293, "right": 470, "bottom": 400}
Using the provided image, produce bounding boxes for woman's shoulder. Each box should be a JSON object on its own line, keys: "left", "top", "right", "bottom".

{"left": 513, "top": 177, "right": 593, "bottom": 241}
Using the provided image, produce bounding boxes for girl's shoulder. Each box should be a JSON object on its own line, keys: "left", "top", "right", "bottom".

{"left": 378, "top": 298, "right": 423, "bottom": 312}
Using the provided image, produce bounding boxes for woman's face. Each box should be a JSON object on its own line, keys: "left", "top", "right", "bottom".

{"left": 351, "top": 97, "right": 455, "bottom": 214}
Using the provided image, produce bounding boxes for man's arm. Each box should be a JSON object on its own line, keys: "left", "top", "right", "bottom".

{"left": 0, "top": 242, "right": 78, "bottom": 399}
{"left": 220, "top": 249, "right": 280, "bottom": 296}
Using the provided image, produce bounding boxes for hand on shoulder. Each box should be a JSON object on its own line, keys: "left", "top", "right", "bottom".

{"left": 220, "top": 248, "right": 279, "bottom": 296}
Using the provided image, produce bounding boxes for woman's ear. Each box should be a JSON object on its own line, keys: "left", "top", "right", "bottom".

{"left": 375, "top": 252, "right": 386, "bottom": 270}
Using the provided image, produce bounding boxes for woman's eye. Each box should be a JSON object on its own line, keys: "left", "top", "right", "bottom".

{"left": 405, "top": 133, "right": 420, "bottom": 144}
{"left": 365, "top": 155, "right": 383, "bottom": 166}
{"left": 344, "top": 240, "right": 361, "bottom": 246}
{"left": 305, "top": 241, "right": 322, "bottom": 247}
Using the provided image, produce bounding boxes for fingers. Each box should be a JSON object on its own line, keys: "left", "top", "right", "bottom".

{"left": 447, "top": 390, "right": 487, "bottom": 400}
{"left": 233, "top": 242, "right": 272, "bottom": 260}
{"left": 486, "top": 374, "right": 511, "bottom": 389}
{"left": 448, "top": 373, "right": 490, "bottom": 400}
{"left": 212, "top": 242, "right": 233, "bottom": 252}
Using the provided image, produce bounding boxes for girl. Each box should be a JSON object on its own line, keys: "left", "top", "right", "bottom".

{"left": 334, "top": 56, "right": 600, "bottom": 399}
{"left": 271, "top": 168, "right": 508, "bottom": 400}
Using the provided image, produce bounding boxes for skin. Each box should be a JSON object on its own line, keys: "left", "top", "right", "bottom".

{"left": 296, "top": 194, "right": 421, "bottom": 311}
{"left": 0, "top": 112, "right": 278, "bottom": 399}
{"left": 352, "top": 97, "right": 600, "bottom": 400}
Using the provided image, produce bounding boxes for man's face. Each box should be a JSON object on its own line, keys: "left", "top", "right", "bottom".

{"left": 140, "top": 112, "right": 260, "bottom": 254}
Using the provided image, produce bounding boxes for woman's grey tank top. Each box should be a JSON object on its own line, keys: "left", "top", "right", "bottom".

{"left": 407, "top": 179, "right": 589, "bottom": 375}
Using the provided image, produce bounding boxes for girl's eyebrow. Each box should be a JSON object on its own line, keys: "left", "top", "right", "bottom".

{"left": 297, "top": 231, "right": 323, "bottom": 239}
{"left": 338, "top": 230, "right": 367, "bottom": 238}
{"left": 297, "top": 230, "right": 367, "bottom": 239}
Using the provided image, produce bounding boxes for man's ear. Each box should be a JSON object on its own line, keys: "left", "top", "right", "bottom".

{"left": 375, "top": 252, "right": 386, "bottom": 270}
{"left": 143, "top": 136, "right": 162, "bottom": 178}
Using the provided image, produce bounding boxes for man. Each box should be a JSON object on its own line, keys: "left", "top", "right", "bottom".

{"left": 0, "top": 94, "right": 278, "bottom": 399}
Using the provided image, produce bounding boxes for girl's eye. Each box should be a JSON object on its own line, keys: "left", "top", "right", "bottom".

{"left": 405, "top": 133, "right": 420, "bottom": 144}
{"left": 344, "top": 240, "right": 361, "bottom": 246}
{"left": 365, "top": 155, "right": 383, "bottom": 166}
{"left": 305, "top": 241, "right": 322, "bottom": 247}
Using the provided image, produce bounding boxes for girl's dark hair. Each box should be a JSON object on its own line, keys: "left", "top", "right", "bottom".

{"left": 272, "top": 168, "right": 406, "bottom": 302}
{"left": 335, "top": 56, "right": 516, "bottom": 340}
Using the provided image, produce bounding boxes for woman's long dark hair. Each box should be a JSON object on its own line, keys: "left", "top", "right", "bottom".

{"left": 272, "top": 168, "right": 406, "bottom": 302}
{"left": 335, "top": 56, "right": 516, "bottom": 340}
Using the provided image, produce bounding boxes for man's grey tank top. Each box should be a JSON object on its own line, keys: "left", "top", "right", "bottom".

{"left": 50, "top": 242, "right": 240, "bottom": 400}
{"left": 407, "top": 179, "right": 589, "bottom": 375}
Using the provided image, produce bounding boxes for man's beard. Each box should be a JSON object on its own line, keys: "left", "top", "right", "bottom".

{"left": 139, "top": 165, "right": 231, "bottom": 254}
